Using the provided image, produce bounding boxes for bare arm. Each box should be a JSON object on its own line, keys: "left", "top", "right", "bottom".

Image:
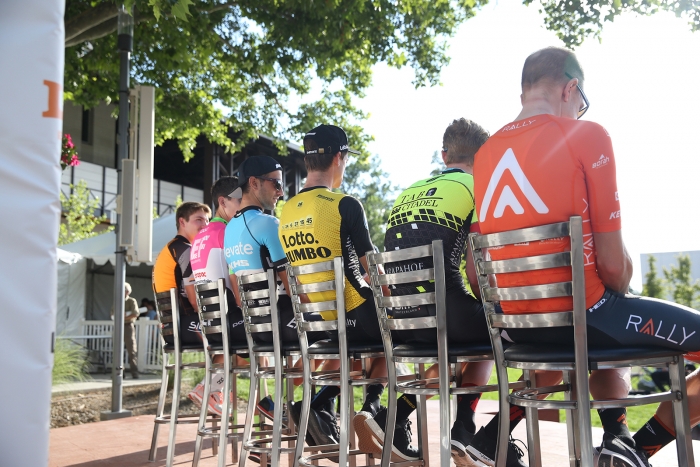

{"left": 184, "top": 284, "right": 199, "bottom": 310}
{"left": 360, "top": 255, "right": 390, "bottom": 297}
{"left": 230, "top": 274, "right": 242, "bottom": 307}
{"left": 465, "top": 242, "right": 482, "bottom": 301}
{"left": 593, "top": 230, "right": 632, "bottom": 293}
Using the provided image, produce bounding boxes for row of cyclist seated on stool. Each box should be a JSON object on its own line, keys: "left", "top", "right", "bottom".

{"left": 151, "top": 229, "right": 696, "bottom": 467}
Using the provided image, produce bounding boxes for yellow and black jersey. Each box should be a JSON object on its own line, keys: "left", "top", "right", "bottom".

{"left": 279, "top": 186, "right": 374, "bottom": 319}
{"left": 385, "top": 169, "right": 477, "bottom": 293}
{"left": 152, "top": 235, "right": 195, "bottom": 314}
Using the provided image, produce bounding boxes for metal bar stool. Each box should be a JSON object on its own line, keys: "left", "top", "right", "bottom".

{"left": 192, "top": 279, "right": 251, "bottom": 467}
{"left": 286, "top": 257, "right": 386, "bottom": 467}
{"left": 470, "top": 216, "right": 695, "bottom": 467}
{"left": 366, "top": 240, "right": 519, "bottom": 467}
{"left": 237, "top": 269, "right": 303, "bottom": 466}
{"left": 149, "top": 288, "right": 214, "bottom": 467}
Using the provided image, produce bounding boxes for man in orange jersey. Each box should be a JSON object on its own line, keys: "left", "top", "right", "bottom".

{"left": 470, "top": 47, "right": 700, "bottom": 467}
{"left": 152, "top": 202, "right": 211, "bottom": 345}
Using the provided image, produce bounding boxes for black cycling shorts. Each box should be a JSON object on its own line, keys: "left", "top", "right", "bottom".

{"left": 390, "top": 287, "right": 490, "bottom": 345}
{"left": 328, "top": 299, "right": 383, "bottom": 344}
{"left": 252, "top": 294, "right": 327, "bottom": 345}
{"left": 505, "top": 289, "right": 700, "bottom": 352}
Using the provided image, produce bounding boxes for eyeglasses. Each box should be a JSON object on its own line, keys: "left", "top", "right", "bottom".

{"left": 565, "top": 72, "right": 589, "bottom": 119}
{"left": 441, "top": 147, "right": 448, "bottom": 153}
{"left": 256, "top": 177, "right": 283, "bottom": 191}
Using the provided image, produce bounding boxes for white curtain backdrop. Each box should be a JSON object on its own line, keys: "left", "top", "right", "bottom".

{"left": 0, "top": 1, "right": 64, "bottom": 465}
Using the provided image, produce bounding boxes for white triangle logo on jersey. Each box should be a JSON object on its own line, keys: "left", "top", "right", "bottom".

{"left": 479, "top": 148, "right": 549, "bottom": 221}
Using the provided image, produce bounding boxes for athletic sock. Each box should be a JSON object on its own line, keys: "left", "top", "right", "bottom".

{"left": 456, "top": 383, "right": 481, "bottom": 434}
{"left": 395, "top": 394, "right": 418, "bottom": 422}
{"left": 598, "top": 408, "right": 635, "bottom": 448}
{"left": 632, "top": 414, "right": 676, "bottom": 458}
{"left": 210, "top": 374, "right": 225, "bottom": 393}
{"left": 482, "top": 404, "right": 526, "bottom": 440}
{"left": 310, "top": 386, "right": 341, "bottom": 411}
{"left": 363, "top": 384, "right": 384, "bottom": 413}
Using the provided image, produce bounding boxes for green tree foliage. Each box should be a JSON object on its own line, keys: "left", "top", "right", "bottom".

{"left": 59, "top": 180, "right": 114, "bottom": 246}
{"left": 663, "top": 254, "right": 700, "bottom": 308}
{"left": 341, "top": 155, "right": 397, "bottom": 251}
{"left": 529, "top": 0, "right": 700, "bottom": 48}
{"left": 642, "top": 255, "right": 665, "bottom": 298}
{"left": 430, "top": 150, "right": 447, "bottom": 177}
{"left": 64, "top": 0, "right": 487, "bottom": 160}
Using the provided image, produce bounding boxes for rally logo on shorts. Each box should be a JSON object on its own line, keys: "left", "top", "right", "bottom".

{"left": 626, "top": 315, "right": 696, "bottom": 345}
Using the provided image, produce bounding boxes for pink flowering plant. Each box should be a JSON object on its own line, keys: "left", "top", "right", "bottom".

{"left": 61, "top": 134, "right": 80, "bottom": 170}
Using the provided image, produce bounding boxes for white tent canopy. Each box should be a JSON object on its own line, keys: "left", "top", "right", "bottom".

{"left": 61, "top": 214, "right": 178, "bottom": 320}
{"left": 62, "top": 213, "right": 177, "bottom": 266}
{"left": 56, "top": 249, "right": 86, "bottom": 337}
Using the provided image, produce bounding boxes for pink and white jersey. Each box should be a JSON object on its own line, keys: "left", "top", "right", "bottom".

{"left": 190, "top": 218, "right": 232, "bottom": 290}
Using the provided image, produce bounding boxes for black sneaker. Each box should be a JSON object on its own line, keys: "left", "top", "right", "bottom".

{"left": 289, "top": 401, "right": 316, "bottom": 446}
{"left": 450, "top": 420, "right": 475, "bottom": 466}
{"left": 465, "top": 427, "right": 527, "bottom": 467}
{"left": 360, "top": 407, "right": 419, "bottom": 462}
{"left": 595, "top": 433, "right": 651, "bottom": 467}
{"left": 321, "top": 396, "right": 337, "bottom": 418}
{"left": 256, "top": 395, "right": 275, "bottom": 420}
{"left": 317, "top": 407, "right": 341, "bottom": 443}
{"left": 353, "top": 402, "right": 386, "bottom": 455}
{"left": 306, "top": 405, "right": 339, "bottom": 446}
{"left": 247, "top": 452, "right": 271, "bottom": 466}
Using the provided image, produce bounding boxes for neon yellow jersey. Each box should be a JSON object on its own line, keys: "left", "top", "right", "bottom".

{"left": 279, "top": 187, "right": 375, "bottom": 319}
{"left": 385, "top": 169, "right": 477, "bottom": 293}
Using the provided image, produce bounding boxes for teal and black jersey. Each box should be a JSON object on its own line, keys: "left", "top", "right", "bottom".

{"left": 384, "top": 168, "right": 477, "bottom": 293}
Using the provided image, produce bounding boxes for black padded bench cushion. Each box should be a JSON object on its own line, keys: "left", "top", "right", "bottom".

{"left": 163, "top": 342, "right": 205, "bottom": 352}
{"left": 392, "top": 344, "right": 493, "bottom": 361}
{"left": 252, "top": 343, "right": 301, "bottom": 354}
{"left": 308, "top": 339, "right": 384, "bottom": 356}
{"left": 504, "top": 344, "right": 681, "bottom": 366}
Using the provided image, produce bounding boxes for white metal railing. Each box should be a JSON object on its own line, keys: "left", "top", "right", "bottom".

{"left": 76, "top": 319, "right": 170, "bottom": 372}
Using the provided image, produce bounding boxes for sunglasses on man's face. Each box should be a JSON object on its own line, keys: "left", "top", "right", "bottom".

{"left": 256, "top": 177, "right": 283, "bottom": 191}
{"left": 565, "top": 72, "right": 589, "bottom": 119}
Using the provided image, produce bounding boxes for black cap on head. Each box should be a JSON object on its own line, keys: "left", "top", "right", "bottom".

{"left": 303, "top": 124, "right": 360, "bottom": 156}
{"left": 229, "top": 156, "right": 283, "bottom": 198}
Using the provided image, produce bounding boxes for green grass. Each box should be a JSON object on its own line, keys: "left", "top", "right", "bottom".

{"left": 52, "top": 339, "right": 89, "bottom": 384}
{"left": 480, "top": 368, "right": 658, "bottom": 430}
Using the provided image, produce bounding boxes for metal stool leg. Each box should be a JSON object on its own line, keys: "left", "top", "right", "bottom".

{"left": 165, "top": 351, "right": 182, "bottom": 467}
{"left": 149, "top": 352, "right": 170, "bottom": 461}
{"left": 670, "top": 357, "right": 695, "bottom": 467}
{"left": 523, "top": 369, "right": 542, "bottom": 467}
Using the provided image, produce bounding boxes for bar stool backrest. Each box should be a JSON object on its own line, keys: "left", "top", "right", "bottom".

{"left": 285, "top": 257, "right": 346, "bottom": 351}
{"left": 193, "top": 279, "right": 229, "bottom": 352}
{"left": 154, "top": 288, "right": 181, "bottom": 349}
{"left": 366, "top": 240, "right": 447, "bottom": 344}
{"left": 469, "top": 216, "right": 591, "bottom": 448}
{"left": 238, "top": 269, "right": 280, "bottom": 352}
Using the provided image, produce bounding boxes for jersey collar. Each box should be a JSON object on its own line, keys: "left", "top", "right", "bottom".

{"left": 235, "top": 205, "right": 263, "bottom": 217}
{"left": 210, "top": 216, "right": 228, "bottom": 224}
{"left": 442, "top": 168, "right": 466, "bottom": 174}
{"left": 299, "top": 186, "right": 329, "bottom": 194}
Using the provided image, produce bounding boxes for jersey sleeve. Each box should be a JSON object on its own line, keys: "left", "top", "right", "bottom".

{"left": 338, "top": 196, "right": 375, "bottom": 258}
{"left": 260, "top": 216, "right": 289, "bottom": 269}
{"left": 173, "top": 242, "right": 195, "bottom": 286}
{"left": 573, "top": 122, "right": 622, "bottom": 233}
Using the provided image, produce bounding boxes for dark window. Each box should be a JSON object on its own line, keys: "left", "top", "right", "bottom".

{"left": 81, "top": 107, "right": 93, "bottom": 144}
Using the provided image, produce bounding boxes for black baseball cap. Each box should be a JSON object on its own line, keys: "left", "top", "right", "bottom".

{"left": 303, "top": 124, "right": 360, "bottom": 156}
{"left": 229, "top": 156, "right": 283, "bottom": 198}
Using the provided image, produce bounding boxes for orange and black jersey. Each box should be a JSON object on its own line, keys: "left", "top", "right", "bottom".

{"left": 152, "top": 235, "right": 195, "bottom": 314}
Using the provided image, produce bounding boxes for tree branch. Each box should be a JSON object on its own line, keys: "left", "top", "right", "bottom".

{"left": 65, "top": 2, "right": 118, "bottom": 42}
{"left": 66, "top": 18, "right": 117, "bottom": 47}
{"left": 65, "top": 1, "right": 238, "bottom": 48}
